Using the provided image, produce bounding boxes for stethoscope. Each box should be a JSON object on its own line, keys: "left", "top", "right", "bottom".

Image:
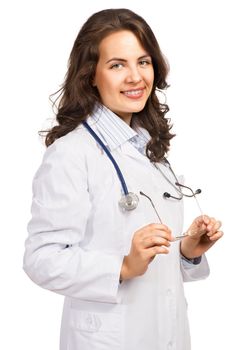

{"left": 83, "top": 121, "right": 202, "bottom": 211}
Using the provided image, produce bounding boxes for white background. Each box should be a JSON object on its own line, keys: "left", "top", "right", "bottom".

{"left": 1, "top": 0, "right": 233, "bottom": 349}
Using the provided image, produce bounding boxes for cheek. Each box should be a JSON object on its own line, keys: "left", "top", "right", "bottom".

{"left": 144, "top": 68, "right": 154, "bottom": 86}
{"left": 98, "top": 75, "right": 121, "bottom": 96}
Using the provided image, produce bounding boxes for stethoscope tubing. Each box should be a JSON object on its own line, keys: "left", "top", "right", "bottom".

{"left": 83, "top": 121, "right": 201, "bottom": 215}
{"left": 83, "top": 121, "right": 129, "bottom": 195}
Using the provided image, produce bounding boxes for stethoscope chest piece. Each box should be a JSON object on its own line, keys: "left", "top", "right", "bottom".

{"left": 119, "top": 192, "right": 139, "bottom": 211}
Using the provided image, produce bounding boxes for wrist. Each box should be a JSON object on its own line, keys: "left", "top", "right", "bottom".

{"left": 120, "top": 256, "right": 130, "bottom": 281}
{"left": 180, "top": 239, "right": 200, "bottom": 260}
{"left": 120, "top": 256, "right": 134, "bottom": 281}
{"left": 181, "top": 255, "right": 202, "bottom": 265}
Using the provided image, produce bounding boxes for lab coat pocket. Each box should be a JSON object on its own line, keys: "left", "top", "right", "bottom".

{"left": 68, "top": 302, "right": 124, "bottom": 350}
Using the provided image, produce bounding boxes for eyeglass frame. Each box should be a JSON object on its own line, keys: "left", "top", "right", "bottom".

{"left": 139, "top": 183, "right": 203, "bottom": 240}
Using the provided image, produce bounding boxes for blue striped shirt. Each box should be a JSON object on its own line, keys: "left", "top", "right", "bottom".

{"left": 87, "top": 104, "right": 150, "bottom": 155}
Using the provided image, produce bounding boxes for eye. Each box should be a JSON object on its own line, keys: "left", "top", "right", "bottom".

{"left": 110, "top": 63, "right": 124, "bottom": 70}
{"left": 139, "top": 60, "right": 151, "bottom": 67}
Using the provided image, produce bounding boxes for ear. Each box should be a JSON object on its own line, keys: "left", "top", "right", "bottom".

{"left": 92, "top": 76, "right": 97, "bottom": 87}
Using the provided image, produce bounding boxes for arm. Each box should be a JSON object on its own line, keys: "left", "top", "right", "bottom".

{"left": 23, "top": 139, "right": 124, "bottom": 303}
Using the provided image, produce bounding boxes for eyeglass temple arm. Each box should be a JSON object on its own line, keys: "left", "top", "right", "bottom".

{"left": 175, "top": 182, "right": 203, "bottom": 216}
{"left": 139, "top": 191, "right": 163, "bottom": 224}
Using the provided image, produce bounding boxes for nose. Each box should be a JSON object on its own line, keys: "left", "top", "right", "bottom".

{"left": 125, "top": 65, "right": 142, "bottom": 84}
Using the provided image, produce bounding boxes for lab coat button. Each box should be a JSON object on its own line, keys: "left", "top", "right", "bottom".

{"left": 86, "top": 314, "right": 93, "bottom": 326}
{"left": 85, "top": 313, "right": 101, "bottom": 332}
{"left": 166, "top": 289, "right": 172, "bottom": 296}
{"left": 167, "top": 341, "right": 173, "bottom": 349}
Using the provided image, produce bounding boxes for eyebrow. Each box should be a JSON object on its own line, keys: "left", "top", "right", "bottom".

{"left": 105, "top": 54, "right": 151, "bottom": 64}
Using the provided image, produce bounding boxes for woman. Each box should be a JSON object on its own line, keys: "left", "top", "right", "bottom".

{"left": 23, "top": 8, "right": 223, "bottom": 350}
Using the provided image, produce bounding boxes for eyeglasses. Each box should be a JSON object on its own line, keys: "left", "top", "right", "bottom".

{"left": 140, "top": 185, "right": 203, "bottom": 240}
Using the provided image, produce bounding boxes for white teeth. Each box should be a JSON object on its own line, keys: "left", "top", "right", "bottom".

{"left": 123, "top": 90, "right": 143, "bottom": 96}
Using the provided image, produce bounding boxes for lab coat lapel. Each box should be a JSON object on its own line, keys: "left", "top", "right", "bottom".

{"left": 120, "top": 142, "right": 151, "bottom": 166}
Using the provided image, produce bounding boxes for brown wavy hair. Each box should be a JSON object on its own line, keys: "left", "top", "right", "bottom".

{"left": 45, "top": 8, "right": 175, "bottom": 162}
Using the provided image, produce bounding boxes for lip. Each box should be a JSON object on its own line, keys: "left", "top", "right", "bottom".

{"left": 121, "top": 87, "right": 145, "bottom": 93}
{"left": 121, "top": 87, "right": 145, "bottom": 99}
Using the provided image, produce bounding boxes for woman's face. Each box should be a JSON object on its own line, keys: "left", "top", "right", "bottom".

{"left": 93, "top": 30, "right": 154, "bottom": 124}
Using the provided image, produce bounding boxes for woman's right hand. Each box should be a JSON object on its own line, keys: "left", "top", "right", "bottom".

{"left": 120, "top": 223, "right": 173, "bottom": 281}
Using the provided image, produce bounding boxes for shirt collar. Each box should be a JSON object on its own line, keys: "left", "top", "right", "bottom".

{"left": 86, "top": 104, "right": 144, "bottom": 151}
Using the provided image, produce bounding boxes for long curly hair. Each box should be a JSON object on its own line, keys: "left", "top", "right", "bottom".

{"left": 45, "top": 8, "right": 175, "bottom": 162}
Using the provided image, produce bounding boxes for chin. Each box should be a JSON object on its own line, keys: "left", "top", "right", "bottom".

{"left": 127, "top": 102, "right": 147, "bottom": 113}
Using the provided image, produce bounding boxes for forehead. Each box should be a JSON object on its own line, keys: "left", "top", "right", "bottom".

{"left": 98, "top": 30, "right": 147, "bottom": 59}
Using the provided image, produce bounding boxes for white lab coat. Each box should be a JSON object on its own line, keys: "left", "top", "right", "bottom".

{"left": 23, "top": 120, "right": 210, "bottom": 350}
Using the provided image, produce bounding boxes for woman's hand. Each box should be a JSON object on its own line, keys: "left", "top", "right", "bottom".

{"left": 120, "top": 223, "right": 173, "bottom": 281}
{"left": 180, "top": 215, "right": 223, "bottom": 259}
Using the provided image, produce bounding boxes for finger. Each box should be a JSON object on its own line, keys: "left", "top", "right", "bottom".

{"left": 143, "top": 235, "right": 171, "bottom": 249}
{"left": 202, "top": 215, "right": 211, "bottom": 225}
{"left": 140, "top": 230, "right": 173, "bottom": 242}
{"left": 206, "top": 217, "right": 219, "bottom": 229}
{"left": 208, "top": 230, "right": 224, "bottom": 241}
{"left": 187, "top": 220, "right": 207, "bottom": 236}
{"left": 147, "top": 245, "right": 170, "bottom": 259}
{"left": 145, "top": 223, "right": 171, "bottom": 234}
{"left": 188, "top": 216, "right": 208, "bottom": 235}
{"left": 206, "top": 217, "right": 216, "bottom": 229}
{"left": 207, "top": 220, "right": 222, "bottom": 234}
{"left": 207, "top": 221, "right": 222, "bottom": 236}
{"left": 134, "top": 224, "right": 171, "bottom": 240}
{"left": 193, "top": 215, "right": 209, "bottom": 226}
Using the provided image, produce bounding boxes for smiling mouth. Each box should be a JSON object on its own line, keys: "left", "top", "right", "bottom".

{"left": 121, "top": 88, "right": 145, "bottom": 98}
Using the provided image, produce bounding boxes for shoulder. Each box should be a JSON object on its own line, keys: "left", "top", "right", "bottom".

{"left": 34, "top": 125, "right": 99, "bottom": 180}
{"left": 44, "top": 124, "right": 97, "bottom": 162}
{"left": 35, "top": 125, "right": 96, "bottom": 182}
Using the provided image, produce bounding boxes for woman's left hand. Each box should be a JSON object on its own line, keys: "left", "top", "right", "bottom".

{"left": 180, "top": 215, "right": 223, "bottom": 259}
